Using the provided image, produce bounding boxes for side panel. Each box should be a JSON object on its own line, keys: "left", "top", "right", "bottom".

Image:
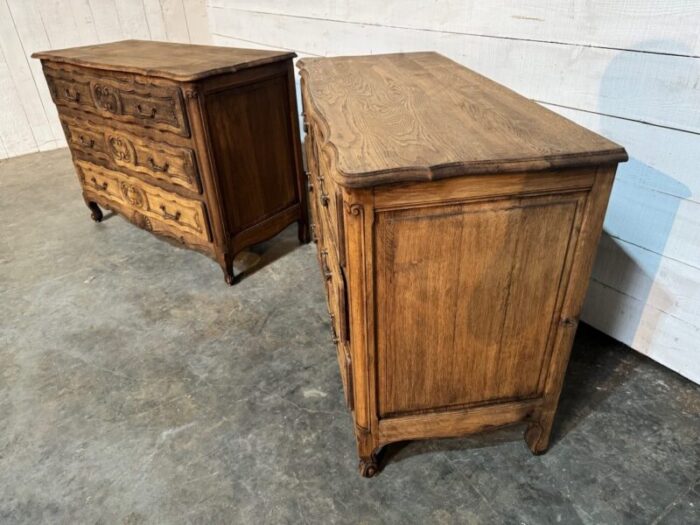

{"left": 203, "top": 72, "right": 298, "bottom": 235}
{"left": 374, "top": 190, "right": 586, "bottom": 417}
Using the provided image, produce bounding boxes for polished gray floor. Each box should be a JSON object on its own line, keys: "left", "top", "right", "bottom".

{"left": 1, "top": 149, "right": 698, "bottom": 524}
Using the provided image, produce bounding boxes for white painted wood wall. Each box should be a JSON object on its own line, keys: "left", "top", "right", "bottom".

{"left": 208, "top": 0, "right": 700, "bottom": 383}
{"left": 0, "top": 0, "right": 210, "bottom": 159}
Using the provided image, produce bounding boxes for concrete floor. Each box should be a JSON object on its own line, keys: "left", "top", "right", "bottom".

{"left": 0, "top": 148, "right": 698, "bottom": 524}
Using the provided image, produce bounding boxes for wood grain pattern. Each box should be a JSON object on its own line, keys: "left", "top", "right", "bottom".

{"left": 36, "top": 40, "right": 308, "bottom": 284}
{"left": 300, "top": 53, "right": 626, "bottom": 476}
{"left": 376, "top": 193, "right": 585, "bottom": 417}
{"left": 61, "top": 116, "right": 201, "bottom": 193}
{"left": 76, "top": 160, "right": 210, "bottom": 242}
{"left": 32, "top": 39, "right": 295, "bottom": 82}
{"left": 298, "top": 52, "right": 626, "bottom": 188}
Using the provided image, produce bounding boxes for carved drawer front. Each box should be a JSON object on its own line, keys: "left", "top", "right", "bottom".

{"left": 319, "top": 238, "right": 349, "bottom": 346}
{"left": 106, "top": 131, "right": 199, "bottom": 193}
{"left": 76, "top": 161, "right": 210, "bottom": 243}
{"left": 45, "top": 67, "right": 189, "bottom": 137}
{"left": 61, "top": 120, "right": 107, "bottom": 155}
{"left": 63, "top": 119, "right": 200, "bottom": 193}
{"left": 310, "top": 128, "right": 345, "bottom": 265}
{"left": 306, "top": 157, "right": 324, "bottom": 246}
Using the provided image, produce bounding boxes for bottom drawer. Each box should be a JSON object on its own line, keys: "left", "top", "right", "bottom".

{"left": 75, "top": 160, "right": 211, "bottom": 244}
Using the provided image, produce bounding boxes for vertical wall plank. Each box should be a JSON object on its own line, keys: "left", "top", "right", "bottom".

{"left": 68, "top": 0, "right": 100, "bottom": 44}
{"left": 159, "top": 0, "right": 192, "bottom": 42}
{"left": 183, "top": 0, "right": 211, "bottom": 44}
{"left": 87, "top": 0, "right": 123, "bottom": 43}
{"left": 0, "top": 46, "right": 37, "bottom": 156}
{"left": 142, "top": 0, "right": 168, "bottom": 40}
{"left": 0, "top": 0, "right": 54, "bottom": 152}
{"left": 115, "top": 0, "right": 152, "bottom": 40}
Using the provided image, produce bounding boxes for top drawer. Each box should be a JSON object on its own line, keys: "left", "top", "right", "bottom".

{"left": 43, "top": 64, "right": 189, "bottom": 137}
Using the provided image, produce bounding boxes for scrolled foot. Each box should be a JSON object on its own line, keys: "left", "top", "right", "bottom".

{"left": 88, "top": 202, "right": 103, "bottom": 222}
{"left": 224, "top": 269, "right": 236, "bottom": 286}
{"left": 524, "top": 422, "right": 549, "bottom": 455}
{"left": 359, "top": 456, "right": 379, "bottom": 478}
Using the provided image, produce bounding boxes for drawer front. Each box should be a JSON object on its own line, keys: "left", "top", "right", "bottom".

{"left": 306, "top": 154, "right": 323, "bottom": 246}
{"left": 319, "top": 238, "right": 349, "bottom": 345}
{"left": 308, "top": 126, "right": 345, "bottom": 265}
{"left": 45, "top": 66, "right": 189, "bottom": 137}
{"left": 63, "top": 118, "right": 200, "bottom": 193}
{"left": 76, "top": 161, "right": 210, "bottom": 243}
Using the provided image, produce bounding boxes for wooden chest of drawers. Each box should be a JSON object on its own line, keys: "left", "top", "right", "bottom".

{"left": 34, "top": 40, "right": 308, "bottom": 284}
{"left": 298, "top": 53, "right": 628, "bottom": 477}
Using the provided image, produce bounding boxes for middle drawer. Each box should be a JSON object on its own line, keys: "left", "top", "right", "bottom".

{"left": 62, "top": 117, "right": 201, "bottom": 194}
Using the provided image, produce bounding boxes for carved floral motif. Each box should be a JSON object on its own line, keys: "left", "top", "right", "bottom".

{"left": 119, "top": 181, "right": 146, "bottom": 209}
{"left": 108, "top": 134, "right": 135, "bottom": 164}
{"left": 92, "top": 83, "right": 121, "bottom": 113}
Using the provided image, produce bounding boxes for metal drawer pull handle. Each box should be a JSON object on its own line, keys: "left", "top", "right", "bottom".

{"left": 159, "top": 205, "right": 181, "bottom": 222}
{"left": 320, "top": 192, "right": 330, "bottom": 207}
{"left": 321, "top": 250, "right": 332, "bottom": 280}
{"left": 329, "top": 314, "right": 340, "bottom": 344}
{"left": 78, "top": 135, "right": 95, "bottom": 148}
{"left": 64, "top": 88, "right": 80, "bottom": 102}
{"left": 136, "top": 104, "right": 157, "bottom": 118}
{"left": 89, "top": 177, "right": 107, "bottom": 191}
{"left": 147, "top": 157, "right": 169, "bottom": 172}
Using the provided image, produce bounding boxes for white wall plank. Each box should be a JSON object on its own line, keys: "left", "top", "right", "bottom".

{"left": 183, "top": 0, "right": 212, "bottom": 44}
{"left": 604, "top": 179, "right": 700, "bottom": 269}
{"left": 142, "top": 0, "right": 168, "bottom": 40}
{"left": 0, "top": 0, "right": 55, "bottom": 152}
{"left": 583, "top": 281, "right": 700, "bottom": 384}
{"left": 67, "top": 0, "right": 100, "bottom": 44}
{"left": 13, "top": 0, "right": 69, "bottom": 145}
{"left": 543, "top": 105, "right": 700, "bottom": 203}
{"left": 592, "top": 235, "right": 700, "bottom": 329}
{"left": 115, "top": 0, "right": 152, "bottom": 40}
{"left": 0, "top": 47, "right": 37, "bottom": 156}
{"left": 87, "top": 0, "right": 123, "bottom": 43}
{"left": 209, "top": 7, "right": 700, "bottom": 133}
{"left": 0, "top": 135, "right": 8, "bottom": 160}
{"left": 210, "top": 0, "right": 700, "bottom": 56}
{"left": 160, "top": 0, "right": 192, "bottom": 43}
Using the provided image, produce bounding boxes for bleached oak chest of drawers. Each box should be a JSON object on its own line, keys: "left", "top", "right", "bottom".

{"left": 33, "top": 40, "right": 308, "bottom": 284}
{"left": 298, "top": 52, "right": 627, "bottom": 477}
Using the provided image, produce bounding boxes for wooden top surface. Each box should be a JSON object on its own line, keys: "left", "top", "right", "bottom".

{"left": 32, "top": 40, "right": 295, "bottom": 81}
{"left": 298, "top": 52, "right": 627, "bottom": 188}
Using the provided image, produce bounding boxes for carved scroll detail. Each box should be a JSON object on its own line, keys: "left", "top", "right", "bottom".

{"left": 119, "top": 182, "right": 147, "bottom": 209}
{"left": 107, "top": 134, "right": 136, "bottom": 164}
{"left": 92, "top": 83, "right": 122, "bottom": 113}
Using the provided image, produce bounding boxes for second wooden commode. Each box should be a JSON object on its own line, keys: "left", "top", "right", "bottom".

{"left": 299, "top": 53, "right": 627, "bottom": 477}
{"left": 33, "top": 40, "right": 308, "bottom": 284}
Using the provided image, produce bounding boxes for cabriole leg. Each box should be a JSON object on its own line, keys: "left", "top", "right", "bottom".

{"left": 221, "top": 253, "right": 235, "bottom": 285}
{"left": 87, "top": 201, "right": 103, "bottom": 223}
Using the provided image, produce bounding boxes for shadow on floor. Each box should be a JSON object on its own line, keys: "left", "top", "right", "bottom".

{"left": 380, "top": 323, "right": 640, "bottom": 469}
